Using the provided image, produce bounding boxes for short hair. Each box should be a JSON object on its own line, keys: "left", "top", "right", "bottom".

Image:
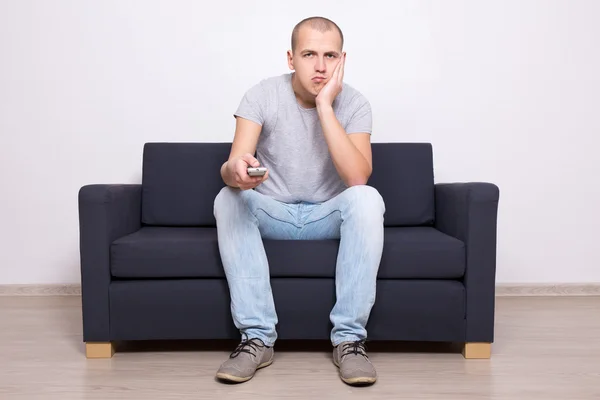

{"left": 291, "top": 17, "right": 344, "bottom": 52}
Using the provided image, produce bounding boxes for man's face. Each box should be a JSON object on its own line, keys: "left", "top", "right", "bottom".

{"left": 288, "top": 26, "right": 344, "bottom": 98}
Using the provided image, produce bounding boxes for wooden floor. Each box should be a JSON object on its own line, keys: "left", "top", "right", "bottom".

{"left": 0, "top": 296, "right": 599, "bottom": 399}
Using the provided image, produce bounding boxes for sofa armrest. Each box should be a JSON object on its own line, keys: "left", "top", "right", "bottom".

{"left": 78, "top": 184, "right": 142, "bottom": 341}
{"left": 434, "top": 182, "right": 500, "bottom": 342}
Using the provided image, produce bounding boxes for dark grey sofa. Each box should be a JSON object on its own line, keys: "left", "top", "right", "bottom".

{"left": 78, "top": 142, "right": 499, "bottom": 359}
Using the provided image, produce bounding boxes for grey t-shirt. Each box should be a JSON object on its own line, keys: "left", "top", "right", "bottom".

{"left": 234, "top": 72, "right": 372, "bottom": 204}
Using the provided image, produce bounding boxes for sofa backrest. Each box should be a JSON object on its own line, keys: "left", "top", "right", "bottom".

{"left": 369, "top": 143, "right": 434, "bottom": 226}
{"left": 141, "top": 142, "right": 434, "bottom": 227}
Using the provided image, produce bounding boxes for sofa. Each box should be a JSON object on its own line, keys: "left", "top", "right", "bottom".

{"left": 78, "top": 142, "right": 500, "bottom": 359}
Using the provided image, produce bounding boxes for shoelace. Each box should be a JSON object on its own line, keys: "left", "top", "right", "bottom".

{"left": 229, "top": 333, "right": 266, "bottom": 359}
{"left": 341, "top": 340, "right": 369, "bottom": 359}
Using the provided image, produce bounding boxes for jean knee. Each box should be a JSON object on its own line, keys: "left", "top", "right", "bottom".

{"left": 346, "top": 185, "right": 386, "bottom": 215}
{"left": 214, "top": 186, "right": 243, "bottom": 219}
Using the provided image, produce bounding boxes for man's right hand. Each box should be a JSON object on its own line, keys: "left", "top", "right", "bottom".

{"left": 227, "top": 153, "right": 269, "bottom": 190}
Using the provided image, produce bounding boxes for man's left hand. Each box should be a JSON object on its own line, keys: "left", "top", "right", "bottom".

{"left": 316, "top": 53, "right": 346, "bottom": 108}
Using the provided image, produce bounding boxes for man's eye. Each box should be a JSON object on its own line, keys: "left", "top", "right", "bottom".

{"left": 326, "top": 54, "right": 335, "bottom": 59}
{"left": 304, "top": 53, "right": 313, "bottom": 57}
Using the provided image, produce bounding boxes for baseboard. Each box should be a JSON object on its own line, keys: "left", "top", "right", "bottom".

{"left": 495, "top": 283, "right": 600, "bottom": 297}
{"left": 0, "top": 284, "right": 81, "bottom": 296}
{"left": 1, "top": 283, "right": 599, "bottom": 297}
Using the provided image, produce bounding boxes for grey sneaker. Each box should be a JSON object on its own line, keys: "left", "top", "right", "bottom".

{"left": 216, "top": 337, "right": 274, "bottom": 383}
{"left": 333, "top": 340, "right": 377, "bottom": 385}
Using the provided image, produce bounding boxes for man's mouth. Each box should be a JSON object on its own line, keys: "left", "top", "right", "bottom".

{"left": 312, "top": 77, "right": 326, "bottom": 83}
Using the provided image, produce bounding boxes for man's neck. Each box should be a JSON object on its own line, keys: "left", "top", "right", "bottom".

{"left": 291, "top": 73, "right": 316, "bottom": 109}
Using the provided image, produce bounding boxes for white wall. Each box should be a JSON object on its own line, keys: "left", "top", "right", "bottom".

{"left": 1, "top": 0, "right": 599, "bottom": 285}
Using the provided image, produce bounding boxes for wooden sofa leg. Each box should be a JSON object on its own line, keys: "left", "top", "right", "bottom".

{"left": 462, "top": 342, "right": 491, "bottom": 359}
{"left": 86, "top": 342, "right": 115, "bottom": 358}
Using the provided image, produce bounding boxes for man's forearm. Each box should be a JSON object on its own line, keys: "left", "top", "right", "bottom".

{"left": 317, "top": 105, "right": 371, "bottom": 186}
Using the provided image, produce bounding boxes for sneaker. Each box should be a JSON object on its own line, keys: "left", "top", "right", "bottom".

{"left": 216, "top": 336, "right": 274, "bottom": 383}
{"left": 333, "top": 340, "right": 377, "bottom": 385}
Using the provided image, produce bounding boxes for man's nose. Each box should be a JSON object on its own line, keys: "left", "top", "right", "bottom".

{"left": 315, "top": 57, "right": 326, "bottom": 73}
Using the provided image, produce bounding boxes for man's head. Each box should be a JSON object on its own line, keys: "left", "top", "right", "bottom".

{"left": 287, "top": 17, "right": 345, "bottom": 105}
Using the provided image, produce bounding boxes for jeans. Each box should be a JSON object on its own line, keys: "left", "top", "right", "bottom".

{"left": 213, "top": 184, "right": 385, "bottom": 347}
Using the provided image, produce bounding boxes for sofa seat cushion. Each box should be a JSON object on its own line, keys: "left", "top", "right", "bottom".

{"left": 111, "top": 227, "right": 465, "bottom": 279}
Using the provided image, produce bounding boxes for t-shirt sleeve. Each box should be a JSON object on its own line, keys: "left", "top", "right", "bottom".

{"left": 345, "top": 97, "right": 373, "bottom": 135}
{"left": 234, "top": 82, "right": 267, "bottom": 126}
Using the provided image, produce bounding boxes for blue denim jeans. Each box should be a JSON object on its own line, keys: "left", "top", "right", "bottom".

{"left": 213, "top": 185, "right": 385, "bottom": 346}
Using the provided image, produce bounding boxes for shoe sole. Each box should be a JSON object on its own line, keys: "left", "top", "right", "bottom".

{"left": 216, "top": 358, "right": 274, "bottom": 383}
{"left": 333, "top": 358, "right": 377, "bottom": 385}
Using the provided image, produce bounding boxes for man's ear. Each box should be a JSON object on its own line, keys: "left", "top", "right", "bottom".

{"left": 287, "top": 50, "right": 294, "bottom": 71}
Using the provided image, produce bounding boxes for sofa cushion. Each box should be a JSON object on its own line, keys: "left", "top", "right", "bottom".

{"left": 140, "top": 142, "right": 435, "bottom": 227}
{"left": 111, "top": 227, "right": 465, "bottom": 279}
{"left": 141, "top": 143, "right": 231, "bottom": 227}
{"left": 369, "top": 143, "right": 435, "bottom": 226}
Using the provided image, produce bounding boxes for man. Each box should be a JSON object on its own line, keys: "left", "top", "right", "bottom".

{"left": 213, "top": 16, "right": 385, "bottom": 386}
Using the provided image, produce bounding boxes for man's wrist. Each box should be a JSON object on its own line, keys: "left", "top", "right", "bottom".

{"left": 316, "top": 102, "right": 334, "bottom": 115}
{"left": 221, "top": 160, "right": 237, "bottom": 187}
